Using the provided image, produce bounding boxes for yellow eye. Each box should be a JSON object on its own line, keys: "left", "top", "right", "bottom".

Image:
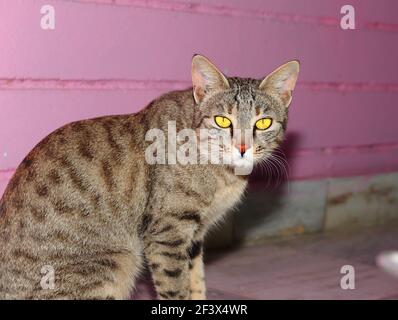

{"left": 255, "top": 118, "right": 273, "bottom": 130}
{"left": 214, "top": 116, "right": 232, "bottom": 128}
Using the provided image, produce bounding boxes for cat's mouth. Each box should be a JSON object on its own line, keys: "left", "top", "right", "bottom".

{"left": 230, "top": 147, "right": 254, "bottom": 175}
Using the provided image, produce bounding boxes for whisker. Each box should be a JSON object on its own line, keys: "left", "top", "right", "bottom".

{"left": 268, "top": 152, "right": 290, "bottom": 193}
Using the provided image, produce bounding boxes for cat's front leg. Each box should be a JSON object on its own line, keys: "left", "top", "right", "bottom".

{"left": 188, "top": 240, "right": 206, "bottom": 300}
{"left": 143, "top": 222, "right": 194, "bottom": 300}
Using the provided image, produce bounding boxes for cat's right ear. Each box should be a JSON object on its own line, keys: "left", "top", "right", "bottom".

{"left": 191, "top": 54, "right": 230, "bottom": 104}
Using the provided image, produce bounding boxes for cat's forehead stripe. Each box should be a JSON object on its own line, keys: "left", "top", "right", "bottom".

{"left": 229, "top": 78, "right": 260, "bottom": 101}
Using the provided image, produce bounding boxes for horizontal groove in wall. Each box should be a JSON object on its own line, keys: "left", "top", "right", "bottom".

{"left": 1, "top": 141, "right": 398, "bottom": 178}
{"left": 291, "top": 142, "right": 398, "bottom": 157}
{"left": 65, "top": 0, "right": 398, "bottom": 33}
{"left": 1, "top": 78, "right": 398, "bottom": 93}
{"left": 300, "top": 81, "right": 398, "bottom": 93}
{"left": 0, "top": 78, "right": 190, "bottom": 91}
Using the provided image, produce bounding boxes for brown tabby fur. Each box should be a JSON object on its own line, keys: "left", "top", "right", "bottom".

{"left": 0, "top": 55, "right": 299, "bottom": 299}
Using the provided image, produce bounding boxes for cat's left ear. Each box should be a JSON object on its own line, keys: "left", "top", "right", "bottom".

{"left": 259, "top": 60, "right": 300, "bottom": 108}
{"left": 191, "top": 54, "right": 230, "bottom": 104}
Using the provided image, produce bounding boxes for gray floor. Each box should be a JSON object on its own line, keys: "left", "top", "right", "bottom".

{"left": 133, "top": 224, "right": 398, "bottom": 299}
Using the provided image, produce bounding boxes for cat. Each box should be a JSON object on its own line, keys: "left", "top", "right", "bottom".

{"left": 0, "top": 55, "right": 299, "bottom": 300}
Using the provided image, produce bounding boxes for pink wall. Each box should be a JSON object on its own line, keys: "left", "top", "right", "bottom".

{"left": 1, "top": 0, "right": 398, "bottom": 195}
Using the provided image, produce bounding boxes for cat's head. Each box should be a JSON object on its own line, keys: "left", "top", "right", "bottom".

{"left": 191, "top": 54, "right": 299, "bottom": 174}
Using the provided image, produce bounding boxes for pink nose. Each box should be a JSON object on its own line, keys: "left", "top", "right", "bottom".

{"left": 237, "top": 144, "right": 247, "bottom": 156}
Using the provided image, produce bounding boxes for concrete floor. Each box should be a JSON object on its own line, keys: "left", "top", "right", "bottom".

{"left": 132, "top": 224, "right": 398, "bottom": 300}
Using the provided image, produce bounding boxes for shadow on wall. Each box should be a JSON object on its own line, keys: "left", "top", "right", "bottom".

{"left": 205, "top": 127, "right": 398, "bottom": 249}
{"left": 205, "top": 130, "right": 328, "bottom": 248}
{"left": 238, "top": 131, "right": 304, "bottom": 241}
{"left": 250, "top": 131, "right": 302, "bottom": 185}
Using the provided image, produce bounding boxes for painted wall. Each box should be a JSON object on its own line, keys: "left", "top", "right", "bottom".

{"left": 1, "top": 0, "right": 398, "bottom": 196}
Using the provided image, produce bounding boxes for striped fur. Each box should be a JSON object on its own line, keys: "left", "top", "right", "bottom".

{"left": 0, "top": 55, "right": 298, "bottom": 299}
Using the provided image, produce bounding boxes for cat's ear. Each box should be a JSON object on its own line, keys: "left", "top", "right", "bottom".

{"left": 259, "top": 60, "right": 300, "bottom": 108}
{"left": 191, "top": 54, "right": 230, "bottom": 104}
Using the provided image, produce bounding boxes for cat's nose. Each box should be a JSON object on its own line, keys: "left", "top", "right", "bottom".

{"left": 237, "top": 144, "right": 247, "bottom": 157}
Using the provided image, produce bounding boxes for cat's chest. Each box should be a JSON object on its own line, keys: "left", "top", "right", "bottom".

{"left": 203, "top": 177, "right": 247, "bottom": 224}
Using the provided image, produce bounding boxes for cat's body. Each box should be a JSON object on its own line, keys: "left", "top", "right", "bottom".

{"left": 0, "top": 90, "right": 246, "bottom": 300}
{"left": 0, "top": 55, "right": 299, "bottom": 299}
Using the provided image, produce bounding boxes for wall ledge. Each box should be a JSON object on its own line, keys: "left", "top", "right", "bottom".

{"left": 206, "top": 171, "right": 398, "bottom": 248}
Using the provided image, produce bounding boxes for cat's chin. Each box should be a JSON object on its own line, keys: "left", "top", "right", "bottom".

{"left": 227, "top": 148, "right": 254, "bottom": 175}
{"left": 231, "top": 158, "right": 254, "bottom": 175}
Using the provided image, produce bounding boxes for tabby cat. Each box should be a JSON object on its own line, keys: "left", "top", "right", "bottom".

{"left": 0, "top": 55, "right": 299, "bottom": 299}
